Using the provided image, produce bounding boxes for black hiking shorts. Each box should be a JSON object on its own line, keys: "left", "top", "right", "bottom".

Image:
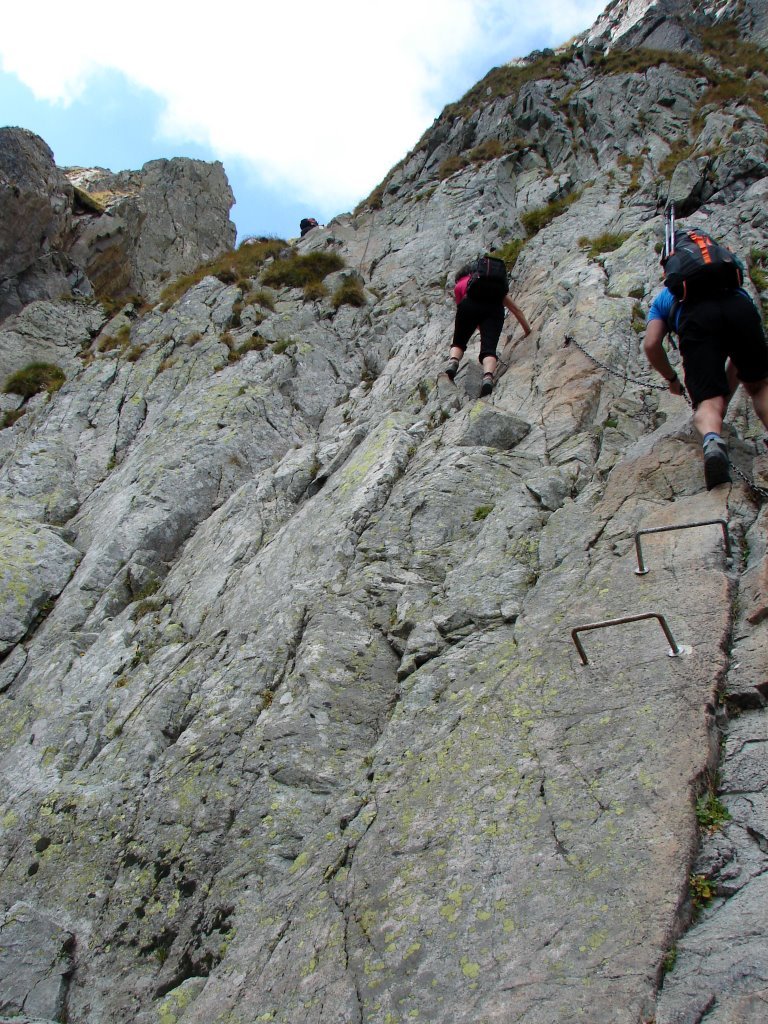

{"left": 452, "top": 296, "right": 505, "bottom": 361}
{"left": 678, "top": 289, "right": 768, "bottom": 407}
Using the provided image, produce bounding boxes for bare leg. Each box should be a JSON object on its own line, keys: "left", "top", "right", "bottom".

{"left": 480, "top": 355, "right": 497, "bottom": 397}
{"left": 692, "top": 394, "right": 731, "bottom": 489}
{"left": 741, "top": 377, "right": 768, "bottom": 430}
{"left": 692, "top": 395, "right": 728, "bottom": 439}
{"left": 721, "top": 359, "right": 739, "bottom": 414}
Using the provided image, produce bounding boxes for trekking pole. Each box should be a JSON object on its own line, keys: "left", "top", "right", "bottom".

{"left": 664, "top": 203, "right": 675, "bottom": 261}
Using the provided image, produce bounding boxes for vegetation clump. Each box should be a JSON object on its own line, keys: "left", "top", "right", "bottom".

{"left": 438, "top": 155, "right": 470, "bottom": 180}
{"left": 447, "top": 48, "right": 575, "bottom": 120}
{"left": 659, "top": 141, "right": 695, "bottom": 178}
{"left": 662, "top": 946, "right": 677, "bottom": 975}
{"left": 749, "top": 249, "right": 768, "bottom": 327}
{"left": 578, "top": 232, "right": 630, "bottom": 259}
{"left": 631, "top": 302, "right": 647, "bottom": 335}
{"left": 750, "top": 248, "right": 768, "bottom": 293}
{"left": 159, "top": 237, "right": 287, "bottom": 310}
{"left": 521, "top": 190, "right": 582, "bottom": 238}
{"left": 262, "top": 250, "right": 345, "bottom": 289}
{"left": 617, "top": 154, "right": 645, "bottom": 195}
{"left": 97, "top": 324, "right": 131, "bottom": 353}
{"left": 3, "top": 362, "right": 66, "bottom": 399}
{"left": 236, "top": 334, "right": 267, "bottom": 356}
{"left": 689, "top": 872, "right": 715, "bottom": 914}
{"left": 1, "top": 407, "right": 26, "bottom": 429}
{"left": 491, "top": 239, "right": 525, "bottom": 270}
{"left": 469, "top": 138, "right": 506, "bottom": 163}
{"left": 303, "top": 281, "right": 328, "bottom": 302}
{"left": 695, "top": 791, "right": 731, "bottom": 833}
{"left": 245, "top": 288, "right": 276, "bottom": 312}
{"left": 332, "top": 276, "right": 367, "bottom": 310}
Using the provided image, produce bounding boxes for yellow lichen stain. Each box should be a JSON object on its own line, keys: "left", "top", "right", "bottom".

{"left": 290, "top": 851, "right": 310, "bottom": 874}
{"left": 2, "top": 810, "right": 19, "bottom": 829}
{"left": 461, "top": 958, "right": 481, "bottom": 979}
{"left": 300, "top": 955, "right": 318, "bottom": 978}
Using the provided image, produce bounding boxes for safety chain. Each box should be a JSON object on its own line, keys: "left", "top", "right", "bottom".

{"left": 731, "top": 458, "right": 768, "bottom": 501}
{"left": 563, "top": 333, "right": 683, "bottom": 398}
{"left": 564, "top": 334, "right": 768, "bottom": 501}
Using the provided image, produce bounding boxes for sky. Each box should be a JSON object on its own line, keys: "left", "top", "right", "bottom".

{"left": 0, "top": 0, "right": 606, "bottom": 243}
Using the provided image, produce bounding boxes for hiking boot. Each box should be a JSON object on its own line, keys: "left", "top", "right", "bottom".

{"left": 480, "top": 372, "right": 494, "bottom": 397}
{"left": 703, "top": 436, "right": 731, "bottom": 490}
{"left": 444, "top": 358, "right": 460, "bottom": 381}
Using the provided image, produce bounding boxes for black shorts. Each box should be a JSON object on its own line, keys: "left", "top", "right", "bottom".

{"left": 678, "top": 290, "right": 768, "bottom": 407}
{"left": 452, "top": 297, "right": 505, "bottom": 361}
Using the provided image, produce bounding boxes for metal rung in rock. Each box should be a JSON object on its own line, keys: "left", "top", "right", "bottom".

{"left": 571, "top": 612, "right": 689, "bottom": 666}
{"left": 634, "top": 519, "right": 732, "bottom": 575}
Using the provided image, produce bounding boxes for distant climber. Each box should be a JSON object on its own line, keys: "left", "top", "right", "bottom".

{"left": 643, "top": 223, "right": 768, "bottom": 490}
{"left": 444, "top": 255, "right": 531, "bottom": 397}
{"left": 300, "top": 218, "right": 319, "bottom": 237}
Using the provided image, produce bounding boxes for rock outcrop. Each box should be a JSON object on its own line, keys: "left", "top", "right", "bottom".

{"left": 0, "top": 127, "right": 235, "bottom": 324}
{"left": 1, "top": 1, "right": 767, "bottom": 1022}
{"left": 65, "top": 159, "right": 236, "bottom": 304}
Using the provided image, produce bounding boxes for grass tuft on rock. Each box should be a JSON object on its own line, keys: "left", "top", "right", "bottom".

{"left": 332, "top": 276, "right": 367, "bottom": 310}
{"left": 578, "top": 232, "right": 630, "bottom": 259}
{"left": 491, "top": 239, "right": 525, "bottom": 271}
{"left": 159, "top": 237, "right": 287, "bottom": 310}
{"left": 262, "top": 251, "right": 345, "bottom": 289}
{"left": 521, "top": 190, "right": 582, "bottom": 238}
{"left": 3, "top": 362, "right": 66, "bottom": 399}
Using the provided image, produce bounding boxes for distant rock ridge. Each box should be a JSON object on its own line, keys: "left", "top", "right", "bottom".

{"left": 0, "top": 0, "right": 767, "bottom": 1022}
{"left": 585, "top": 0, "right": 768, "bottom": 50}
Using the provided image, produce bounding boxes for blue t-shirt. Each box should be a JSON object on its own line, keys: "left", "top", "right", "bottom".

{"left": 647, "top": 288, "right": 680, "bottom": 332}
{"left": 648, "top": 285, "right": 752, "bottom": 333}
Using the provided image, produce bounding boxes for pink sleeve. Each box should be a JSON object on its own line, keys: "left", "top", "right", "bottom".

{"left": 454, "top": 275, "right": 469, "bottom": 304}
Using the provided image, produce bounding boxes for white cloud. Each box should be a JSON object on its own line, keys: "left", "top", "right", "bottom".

{"left": 1, "top": 0, "right": 605, "bottom": 208}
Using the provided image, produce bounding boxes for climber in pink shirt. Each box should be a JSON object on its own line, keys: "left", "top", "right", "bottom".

{"left": 444, "top": 258, "right": 531, "bottom": 396}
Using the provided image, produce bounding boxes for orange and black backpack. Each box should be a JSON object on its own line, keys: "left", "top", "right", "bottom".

{"left": 663, "top": 228, "right": 744, "bottom": 299}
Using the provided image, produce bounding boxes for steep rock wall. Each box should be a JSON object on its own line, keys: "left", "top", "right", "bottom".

{"left": 0, "top": 2, "right": 767, "bottom": 1023}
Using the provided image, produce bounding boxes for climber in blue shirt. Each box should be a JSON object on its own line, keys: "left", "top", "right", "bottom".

{"left": 644, "top": 279, "right": 768, "bottom": 490}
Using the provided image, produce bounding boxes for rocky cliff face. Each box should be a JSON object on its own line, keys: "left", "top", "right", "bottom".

{"left": 0, "top": 127, "right": 235, "bottom": 325}
{"left": 1, "top": 1, "right": 767, "bottom": 1022}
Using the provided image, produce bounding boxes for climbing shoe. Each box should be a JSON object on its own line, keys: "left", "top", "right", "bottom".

{"left": 703, "top": 435, "right": 731, "bottom": 490}
{"left": 444, "top": 358, "right": 460, "bottom": 380}
{"left": 480, "top": 372, "right": 494, "bottom": 397}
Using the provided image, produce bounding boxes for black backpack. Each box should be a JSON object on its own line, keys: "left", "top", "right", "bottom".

{"left": 663, "top": 229, "right": 743, "bottom": 299}
{"left": 466, "top": 255, "right": 509, "bottom": 302}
